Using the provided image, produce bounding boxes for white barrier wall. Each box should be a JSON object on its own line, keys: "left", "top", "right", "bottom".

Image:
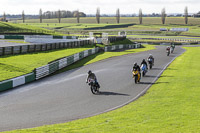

{"left": 59, "top": 58, "right": 68, "bottom": 69}
{"left": 0, "top": 35, "right": 5, "bottom": 39}
{"left": 24, "top": 38, "right": 79, "bottom": 43}
{"left": 12, "top": 76, "right": 25, "bottom": 88}
{"left": 74, "top": 53, "right": 79, "bottom": 62}
{"left": 84, "top": 50, "right": 88, "bottom": 57}
{"left": 24, "top": 35, "right": 53, "bottom": 39}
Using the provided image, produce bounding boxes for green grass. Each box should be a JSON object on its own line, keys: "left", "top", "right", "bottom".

{"left": 3, "top": 46, "right": 200, "bottom": 133}
{"left": 0, "top": 47, "right": 93, "bottom": 81}
{"left": 6, "top": 17, "right": 200, "bottom": 37}
{"left": 13, "top": 17, "right": 200, "bottom": 25}
{"left": 17, "top": 18, "right": 200, "bottom": 37}
{"left": 6, "top": 40, "right": 28, "bottom": 43}
{"left": 0, "top": 22, "right": 55, "bottom": 35}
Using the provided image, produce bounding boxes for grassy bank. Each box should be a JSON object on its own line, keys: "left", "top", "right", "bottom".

{"left": 4, "top": 46, "right": 200, "bottom": 133}
{"left": 0, "top": 47, "right": 93, "bottom": 81}
{"left": 13, "top": 17, "right": 200, "bottom": 25}
{"left": 0, "top": 22, "right": 55, "bottom": 35}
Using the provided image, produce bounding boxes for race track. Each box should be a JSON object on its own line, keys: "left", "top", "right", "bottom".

{"left": 0, "top": 46, "right": 185, "bottom": 131}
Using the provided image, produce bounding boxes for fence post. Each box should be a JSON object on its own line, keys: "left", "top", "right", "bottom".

{"left": 20, "top": 46, "right": 22, "bottom": 54}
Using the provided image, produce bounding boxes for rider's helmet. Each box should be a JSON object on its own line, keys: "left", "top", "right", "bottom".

{"left": 134, "top": 62, "right": 137, "bottom": 66}
{"left": 149, "top": 54, "right": 152, "bottom": 57}
{"left": 143, "top": 59, "right": 145, "bottom": 62}
{"left": 88, "top": 70, "right": 92, "bottom": 74}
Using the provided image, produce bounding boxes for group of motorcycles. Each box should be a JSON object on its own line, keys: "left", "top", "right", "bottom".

{"left": 132, "top": 58, "right": 154, "bottom": 84}
{"left": 87, "top": 45, "right": 175, "bottom": 94}
{"left": 87, "top": 57, "right": 154, "bottom": 94}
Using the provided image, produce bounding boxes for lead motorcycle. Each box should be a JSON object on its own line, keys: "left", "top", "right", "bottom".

{"left": 87, "top": 79, "right": 100, "bottom": 94}
{"left": 132, "top": 68, "right": 140, "bottom": 84}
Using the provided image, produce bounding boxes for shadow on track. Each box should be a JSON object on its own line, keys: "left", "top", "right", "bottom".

{"left": 166, "top": 68, "right": 177, "bottom": 70}
{"left": 159, "top": 75, "right": 174, "bottom": 78}
{"left": 150, "top": 67, "right": 177, "bottom": 71}
{"left": 151, "top": 67, "right": 163, "bottom": 70}
{"left": 99, "top": 91, "right": 130, "bottom": 96}
{"left": 144, "top": 75, "right": 157, "bottom": 78}
{"left": 139, "top": 81, "right": 169, "bottom": 85}
{"left": 145, "top": 75, "right": 174, "bottom": 78}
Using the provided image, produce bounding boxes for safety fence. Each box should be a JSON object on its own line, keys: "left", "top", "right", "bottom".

{"left": 35, "top": 48, "right": 99, "bottom": 80}
{"left": 0, "top": 39, "right": 91, "bottom": 56}
{"left": 0, "top": 35, "right": 78, "bottom": 40}
{"left": 0, "top": 43, "right": 141, "bottom": 92}
{"left": 105, "top": 43, "right": 141, "bottom": 52}
{"left": 0, "top": 73, "right": 35, "bottom": 92}
{"left": 130, "top": 37, "right": 200, "bottom": 43}
{"left": 108, "top": 36, "right": 126, "bottom": 43}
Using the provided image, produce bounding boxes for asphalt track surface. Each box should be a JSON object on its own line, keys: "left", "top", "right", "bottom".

{"left": 0, "top": 40, "right": 32, "bottom": 47}
{"left": 0, "top": 46, "right": 185, "bottom": 132}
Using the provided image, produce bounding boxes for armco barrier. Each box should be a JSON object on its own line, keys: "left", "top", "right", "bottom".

{"left": 0, "top": 72, "right": 35, "bottom": 92}
{"left": 0, "top": 43, "right": 141, "bottom": 91}
{"left": 104, "top": 43, "right": 141, "bottom": 52}
{"left": 0, "top": 35, "right": 78, "bottom": 40}
{"left": 0, "top": 39, "right": 91, "bottom": 56}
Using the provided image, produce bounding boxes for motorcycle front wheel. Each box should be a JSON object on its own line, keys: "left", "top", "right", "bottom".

{"left": 134, "top": 75, "right": 138, "bottom": 84}
{"left": 91, "top": 85, "right": 98, "bottom": 94}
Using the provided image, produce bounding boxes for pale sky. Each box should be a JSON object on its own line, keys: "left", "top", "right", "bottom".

{"left": 0, "top": 0, "right": 199, "bottom": 15}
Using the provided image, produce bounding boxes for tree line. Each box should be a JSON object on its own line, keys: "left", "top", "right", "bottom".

{"left": 2, "top": 7, "right": 190, "bottom": 24}
{"left": 41, "top": 10, "right": 86, "bottom": 19}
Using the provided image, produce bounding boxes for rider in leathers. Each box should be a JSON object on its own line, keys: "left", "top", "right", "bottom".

{"left": 148, "top": 54, "right": 154, "bottom": 65}
{"left": 86, "top": 70, "right": 100, "bottom": 88}
{"left": 141, "top": 59, "right": 148, "bottom": 70}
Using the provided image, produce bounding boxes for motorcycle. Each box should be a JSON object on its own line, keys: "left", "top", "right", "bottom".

{"left": 166, "top": 48, "right": 170, "bottom": 56}
{"left": 132, "top": 68, "right": 140, "bottom": 84}
{"left": 88, "top": 79, "right": 99, "bottom": 94}
{"left": 170, "top": 46, "right": 174, "bottom": 53}
{"left": 148, "top": 58, "right": 153, "bottom": 69}
{"left": 140, "top": 64, "right": 148, "bottom": 77}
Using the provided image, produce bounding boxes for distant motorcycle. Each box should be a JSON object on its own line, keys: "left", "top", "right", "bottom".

{"left": 148, "top": 58, "right": 153, "bottom": 69}
{"left": 132, "top": 68, "right": 140, "bottom": 84}
{"left": 166, "top": 48, "right": 170, "bottom": 56}
{"left": 87, "top": 79, "right": 99, "bottom": 94}
{"left": 170, "top": 46, "right": 174, "bottom": 53}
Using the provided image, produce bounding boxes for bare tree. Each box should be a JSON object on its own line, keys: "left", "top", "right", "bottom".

{"left": 139, "top": 8, "right": 143, "bottom": 24}
{"left": 161, "top": 8, "right": 166, "bottom": 24}
{"left": 116, "top": 8, "right": 120, "bottom": 23}
{"left": 76, "top": 10, "right": 80, "bottom": 23}
{"left": 58, "top": 9, "right": 61, "bottom": 23}
{"left": 96, "top": 8, "right": 100, "bottom": 24}
{"left": 3, "top": 12, "right": 6, "bottom": 21}
{"left": 22, "top": 10, "right": 25, "bottom": 23}
{"left": 39, "top": 9, "right": 43, "bottom": 23}
{"left": 184, "top": 6, "right": 188, "bottom": 24}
